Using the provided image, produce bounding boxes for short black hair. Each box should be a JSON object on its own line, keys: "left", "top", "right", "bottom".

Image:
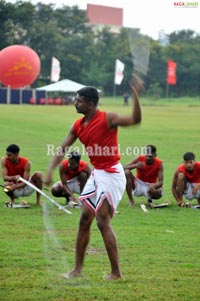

{"left": 146, "top": 145, "right": 157, "bottom": 156}
{"left": 183, "top": 152, "right": 195, "bottom": 161}
{"left": 68, "top": 151, "right": 81, "bottom": 163}
{"left": 77, "top": 86, "right": 99, "bottom": 105}
{"left": 6, "top": 144, "right": 20, "bottom": 154}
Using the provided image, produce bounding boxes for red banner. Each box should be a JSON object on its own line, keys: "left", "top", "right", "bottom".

{"left": 167, "top": 60, "right": 176, "bottom": 85}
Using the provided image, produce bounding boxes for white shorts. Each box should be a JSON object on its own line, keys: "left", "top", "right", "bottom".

{"left": 13, "top": 185, "right": 34, "bottom": 198}
{"left": 184, "top": 182, "right": 200, "bottom": 200}
{"left": 52, "top": 177, "right": 81, "bottom": 194}
{"left": 133, "top": 178, "right": 150, "bottom": 198}
{"left": 5, "top": 176, "right": 35, "bottom": 199}
{"left": 78, "top": 163, "right": 126, "bottom": 217}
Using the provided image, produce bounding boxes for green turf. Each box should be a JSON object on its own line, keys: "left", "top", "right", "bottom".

{"left": 0, "top": 99, "right": 200, "bottom": 301}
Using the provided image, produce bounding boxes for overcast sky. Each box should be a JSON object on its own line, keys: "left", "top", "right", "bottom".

{"left": 6, "top": 0, "right": 200, "bottom": 39}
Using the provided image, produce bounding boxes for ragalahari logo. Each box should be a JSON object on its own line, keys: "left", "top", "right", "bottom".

{"left": 174, "top": 1, "right": 199, "bottom": 8}
{"left": 5, "top": 57, "right": 33, "bottom": 77}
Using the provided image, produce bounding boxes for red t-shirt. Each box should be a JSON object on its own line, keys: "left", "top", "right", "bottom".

{"left": 61, "top": 160, "right": 88, "bottom": 180}
{"left": 73, "top": 110, "right": 120, "bottom": 169}
{"left": 5, "top": 157, "right": 28, "bottom": 181}
{"left": 135, "top": 155, "right": 162, "bottom": 183}
{"left": 177, "top": 162, "right": 200, "bottom": 183}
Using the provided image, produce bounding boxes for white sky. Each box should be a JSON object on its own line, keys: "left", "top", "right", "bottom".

{"left": 6, "top": 0, "right": 200, "bottom": 39}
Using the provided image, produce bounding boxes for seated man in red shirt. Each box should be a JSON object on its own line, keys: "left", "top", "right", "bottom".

{"left": 1, "top": 144, "right": 43, "bottom": 206}
{"left": 124, "top": 145, "right": 164, "bottom": 207}
{"left": 51, "top": 151, "right": 91, "bottom": 206}
{"left": 172, "top": 152, "right": 200, "bottom": 207}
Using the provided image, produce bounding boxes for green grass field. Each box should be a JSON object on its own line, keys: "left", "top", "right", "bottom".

{"left": 0, "top": 98, "right": 200, "bottom": 301}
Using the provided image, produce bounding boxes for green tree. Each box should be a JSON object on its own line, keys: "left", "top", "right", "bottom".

{"left": 0, "top": 0, "right": 15, "bottom": 49}
{"left": 0, "top": 1, "right": 199, "bottom": 96}
{"left": 168, "top": 30, "right": 200, "bottom": 96}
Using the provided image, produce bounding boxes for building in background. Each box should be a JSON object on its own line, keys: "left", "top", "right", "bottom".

{"left": 86, "top": 4, "right": 123, "bottom": 33}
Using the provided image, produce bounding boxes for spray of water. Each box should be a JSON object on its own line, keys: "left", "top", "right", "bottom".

{"left": 128, "top": 28, "right": 151, "bottom": 76}
{"left": 42, "top": 198, "right": 70, "bottom": 289}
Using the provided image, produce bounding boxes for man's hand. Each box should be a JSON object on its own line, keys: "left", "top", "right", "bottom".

{"left": 192, "top": 184, "right": 200, "bottom": 195}
{"left": 178, "top": 201, "right": 190, "bottom": 207}
{"left": 136, "top": 161, "right": 145, "bottom": 168}
{"left": 4, "top": 184, "right": 15, "bottom": 192}
{"left": 69, "top": 195, "right": 76, "bottom": 203}
{"left": 43, "top": 172, "right": 52, "bottom": 187}
{"left": 14, "top": 175, "right": 20, "bottom": 182}
{"left": 130, "top": 74, "right": 145, "bottom": 94}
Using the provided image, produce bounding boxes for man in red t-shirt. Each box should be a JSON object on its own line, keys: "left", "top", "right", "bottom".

{"left": 124, "top": 145, "right": 163, "bottom": 207}
{"left": 172, "top": 152, "right": 200, "bottom": 207}
{"left": 1, "top": 144, "right": 43, "bottom": 206}
{"left": 51, "top": 151, "right": 91, "bottom": 206}
{"left": 45, "top": 76, "right": 143, "bottom": 280}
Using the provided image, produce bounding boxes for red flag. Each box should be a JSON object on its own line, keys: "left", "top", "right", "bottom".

{"left": 167, "top": 60, "right": 176, "bottom": 85}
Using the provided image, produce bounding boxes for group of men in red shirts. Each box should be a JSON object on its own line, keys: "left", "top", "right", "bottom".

{"left": 2, "top": 143, "right": 200, "bottom": 208}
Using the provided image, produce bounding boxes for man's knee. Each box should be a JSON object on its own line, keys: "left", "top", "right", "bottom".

{"left": 124, "top": 169, "right": 131, "bottom": 178}
{"left": 96, "top": 201, "right": 111, "bottom": 231}
{"left": 51, "top": 184, "right": 62, "bottom": 197}
{"left": 79, "top": 171, "right": 88, "bottom": 180}
{"left": 124, "top": 170, "right": 133, "bottom": 185}
{"left": 124, "top": 170, "right": 135, "bottom": 189}
{"left": 96, "top": 216, "right": 107, "bottom": 232}
{"left": 78, "top": 172, "right": 89, "bottom": 186}
{"left": 177, "top": 172, "right": 186, "bottom": 181}
{"left": 79, "top": 209, "right": 94, "bottom": 230}
{"left": 31, "top": 171, "right": 43, "bottom": 182}
{"left": 176, "top": 173, "right": 186, "bottom": 193}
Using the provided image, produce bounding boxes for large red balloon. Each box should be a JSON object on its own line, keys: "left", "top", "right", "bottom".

{"left": 0, "top": 45, "right": 41, "bottom": 88}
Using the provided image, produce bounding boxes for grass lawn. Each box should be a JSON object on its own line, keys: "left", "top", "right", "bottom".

{"left": 0, "top": 97, "right": 200, "bottom": 301}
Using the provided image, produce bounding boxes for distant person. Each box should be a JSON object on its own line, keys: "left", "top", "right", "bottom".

{"left": 44, "top": 76, "right": 143, "bottom": 281}
{"left": 123, "top": 92, "right": 129, "bottom": 106}
{"left": 124, "top": 145, "right": 163, "bottom": 207}
{"left": 51, "top": 151, "right": 91, "bottom": 205}
{"left": 1, "top": 144, "right": 43, "bottom": 206}
{"left": 172, "top": 152, "right": 200, "bottom": 207}
{"left": 68, "top": 95, "right": 74, "bottom": 104}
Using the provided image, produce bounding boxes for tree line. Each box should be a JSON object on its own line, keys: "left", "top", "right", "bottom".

{"left": 0, "top": 0, "right": 199, "bottom": 97}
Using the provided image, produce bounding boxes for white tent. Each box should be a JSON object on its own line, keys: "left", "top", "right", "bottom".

{"left": 36, "top": 79, "right": 86, "bottom": 92}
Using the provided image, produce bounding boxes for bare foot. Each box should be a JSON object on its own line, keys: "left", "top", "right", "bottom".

{"left": 61, "top": 269, "right": 82, "bottom": 279}
{"left": 148, "top": 202, "right": 154, "bottom": 209}
{"left": 21, "top": 200, "right": 28, "bottom": 206}
{"left": 105, "top": 274, "right": 123, "bottom": 281}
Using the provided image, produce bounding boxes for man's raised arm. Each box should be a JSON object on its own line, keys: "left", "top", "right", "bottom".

{"left": 107, "top": 74, "right": 143, "bottom": 127}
